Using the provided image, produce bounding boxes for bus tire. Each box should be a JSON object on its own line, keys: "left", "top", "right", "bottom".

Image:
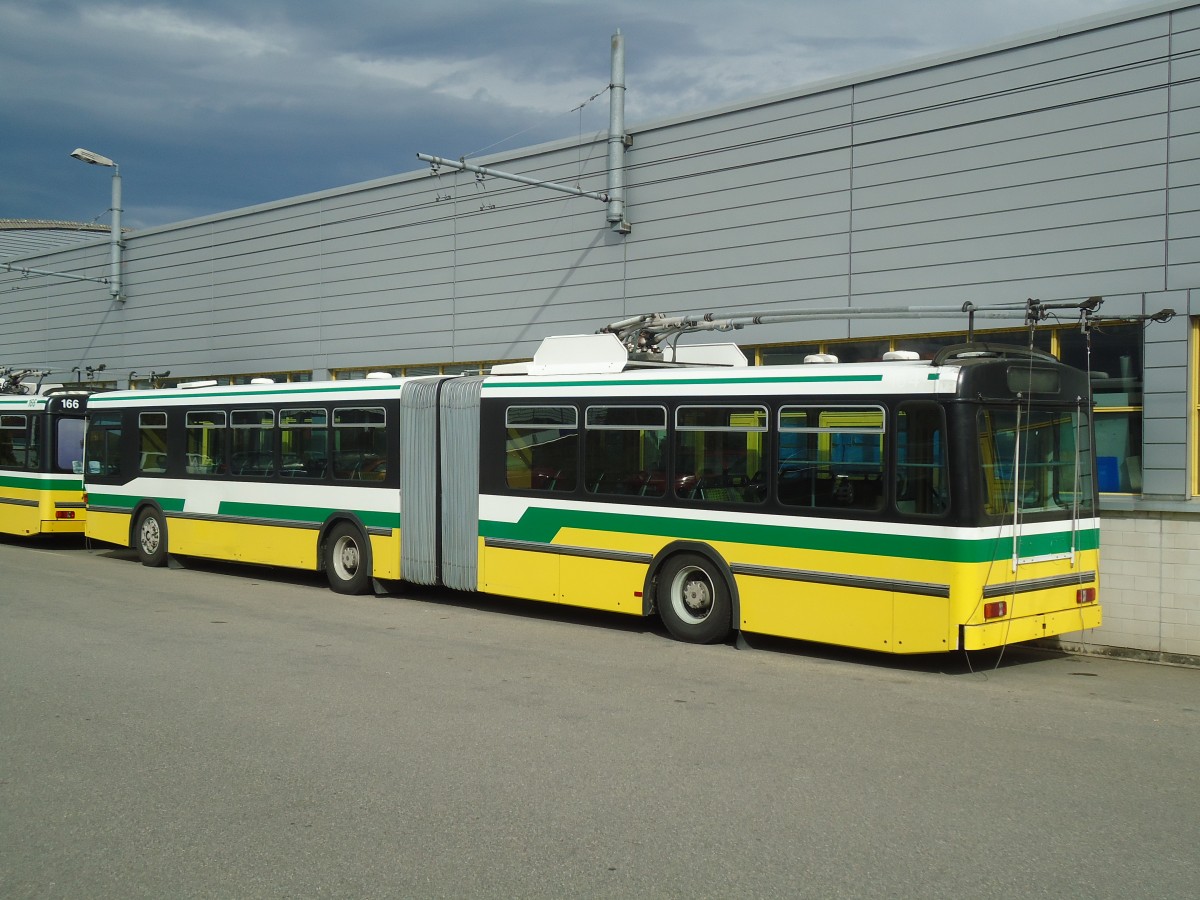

{"left": 134, "top": 507, "right": 168, "bottom": 568}
{"left": 325, "top": 521, "right": 371, "bottom": 595}
{"left": 657, "top": 553, "right": 732, "bottom": 644}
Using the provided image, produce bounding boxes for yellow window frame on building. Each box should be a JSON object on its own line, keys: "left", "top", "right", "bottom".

{"left": 331, "top": 361, "right": 495, "bottom": 380}
{"left": 1193, "top": 317, "right": 1200, "bottom": 499}
{"left": 748, "top": 323, "right": 1146, "bottom": 496}
{"left": 127, "top": 371, "right": 313, "bottom": 390}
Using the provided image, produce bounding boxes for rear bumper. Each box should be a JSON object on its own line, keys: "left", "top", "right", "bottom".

{"left": 961, "top": 604, "right": 1102, "bottom": 650}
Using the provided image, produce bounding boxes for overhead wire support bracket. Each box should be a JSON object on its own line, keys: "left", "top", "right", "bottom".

{"left": 2, "top": 261, "right": 114, "bottom": 290}
{"left": 417, "top": 153, "right": 609, "bottom": 204}
{"left": 597, "top": 298, "right": 1142, "bottom": 359}
{"left": 417, "top": 29, "right": 631, "bottom": 233}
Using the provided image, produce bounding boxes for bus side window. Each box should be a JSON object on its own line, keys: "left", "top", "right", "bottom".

{"left": 86, "top": 413, "right": 124, "bottom": 477}
{"left": 674, "top": 405, "right": 767, "bottom": 504}
{"left": 185, "top": 411, "right": 227, "bottom": 475}
{"left": 139, "top": 411, "right": 168, "bottom": 474}
{"left": 505, "top": 405, "right": 578, "bottom": 492}
{"left": 280, "top": 408, "right": 329, "bottom": 479}
{"left": 584, "top": 405, "right": 667, "bottom": 497}
{"left": 231, "top": 409, "right": 275, "bottom": 477}
{"left": 896, "top": 402, "right": 948, "bottom": 516}
{"left": 0, "top": 414, "right": 28, "bottom": 469}
{"left": 332, "top": 406, "right": 387, "bottom": 481}
{"left": 778, "top": 406, "right": 884, "bottom": 511}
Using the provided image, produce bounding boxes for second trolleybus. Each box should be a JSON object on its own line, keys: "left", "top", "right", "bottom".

{"left": 1, "top": 368, "right": 91, "bottom": 537}
{"left": 82, "top": 331, "right": 1100, "bottom": 654}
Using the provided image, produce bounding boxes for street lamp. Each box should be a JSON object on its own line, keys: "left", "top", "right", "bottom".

{"left": 70, "top": 147, "right": 123, "bottom": 302}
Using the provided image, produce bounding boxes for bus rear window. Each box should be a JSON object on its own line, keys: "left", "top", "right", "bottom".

{"left": 1008, "top": 367, "right": 1061, "bottom": 395}
{"left": 55, "top": 418, "right": 86, "bottom": 474}
{"left": 978, "top": 406, "right": 1094, "bottom": 518}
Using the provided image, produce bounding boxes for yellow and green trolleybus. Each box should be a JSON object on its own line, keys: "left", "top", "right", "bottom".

{"left": 1, "top": 373, "right": 91, "bottom": 537}
{"left": 83, "top": 331, "right": 1100, "bottom": 654}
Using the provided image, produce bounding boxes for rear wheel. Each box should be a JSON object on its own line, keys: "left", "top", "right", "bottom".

{"left": 657, "top": 553, "right": 732, "bottom": 644}
{"left": 325, "top": 522, "right": 371, "bottom": 595}
{"left": 134, "top": 508, "right": 168, "bottom": 568}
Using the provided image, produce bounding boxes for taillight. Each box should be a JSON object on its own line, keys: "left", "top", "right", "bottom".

{"left": 1077, "top": 587, "right": 1097, "bottom": 604}
{"left": 55, "top": 510, "right": 76, "bottom": 520}
{"left": 984, "top": 601, "right": 1008, "bottom": 619}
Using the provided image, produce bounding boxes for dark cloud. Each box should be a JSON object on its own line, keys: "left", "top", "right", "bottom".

{"left": 0, "top": 0, "right": 1137, "bottom": 230}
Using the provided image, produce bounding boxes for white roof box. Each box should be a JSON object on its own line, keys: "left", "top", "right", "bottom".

{"left": 491, "top": 332, "right": 748, "bottom": 376}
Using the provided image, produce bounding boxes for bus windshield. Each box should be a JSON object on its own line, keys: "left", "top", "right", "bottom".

{"left": 977, "top": 405, "right": 1094, "bottom": 520}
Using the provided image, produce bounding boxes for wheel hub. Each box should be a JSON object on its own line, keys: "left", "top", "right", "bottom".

{"left": 682, "top": 578, "right": 711, "bottom": 613}
{"left": 141, "top": 519, "right": 160, "bottom": 553}
{"left": 338, "top": 541, "right": 359, "bottom": 573}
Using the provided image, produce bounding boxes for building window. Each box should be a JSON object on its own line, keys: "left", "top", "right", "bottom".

{"left": 1058, "top": 324, "right": 1142, "bottom": 493}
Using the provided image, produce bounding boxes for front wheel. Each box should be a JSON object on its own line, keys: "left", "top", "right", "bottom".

{"left": 324, "top": 522, "right": 371, "bottom": 595}
{"left": 134, "top": 507, "right": 168, "bottom": 568}
{"left": 656, "top": 553, "right": 732, "bottom": 644}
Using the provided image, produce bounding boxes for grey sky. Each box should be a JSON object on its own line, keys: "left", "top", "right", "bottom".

{"left": 1, "top": 0, "right": 1141, "bottom": 230}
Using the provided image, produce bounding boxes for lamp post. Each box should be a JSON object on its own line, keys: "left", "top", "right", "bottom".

{"left": 70, "top": 148, "right": 123, "bottom": 302}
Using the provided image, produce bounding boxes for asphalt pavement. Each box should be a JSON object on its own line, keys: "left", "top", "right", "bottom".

{"left": 1, "top": 536, "right": 1197, "bottom": 899}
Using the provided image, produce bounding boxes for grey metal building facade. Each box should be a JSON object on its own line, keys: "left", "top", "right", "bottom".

{"left": 4, "top": 0, "right": 1199, "bottom": 662}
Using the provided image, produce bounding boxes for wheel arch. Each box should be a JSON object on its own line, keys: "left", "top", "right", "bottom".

{"left": 317, "top": 511, "right": 374, "bottom": 575}
{"left": 127, "top": 499, "right": 168, "bottom": 548}
{"left": 642, "top": 540, "right": 741, "bottom": 627}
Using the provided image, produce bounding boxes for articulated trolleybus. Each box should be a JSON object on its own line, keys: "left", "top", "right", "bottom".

{"left": 83, "top": 320, "right": 1100, "bottom": 654}
{"left": 1, "top": 368, "right": 90, "bottom": 537}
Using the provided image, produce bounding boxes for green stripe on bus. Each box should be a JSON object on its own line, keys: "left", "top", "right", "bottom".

{"left": 87, "top": 493, "right": 186, "bottom": 513}
{"left": 218, "top": 501, "right": 400, "bottom": 530}
{"left": 479, "top": 506, "right": 1098, "bottom": 564}
{"left": 0, "top": 474, "right": 83, "bottom": 491}
{"left": 485, "top": 374, "right": 886, "bottom": 390}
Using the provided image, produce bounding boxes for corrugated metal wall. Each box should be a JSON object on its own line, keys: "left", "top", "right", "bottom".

{"left": 3, "top": 2, "right": 1195, "bottom": 378}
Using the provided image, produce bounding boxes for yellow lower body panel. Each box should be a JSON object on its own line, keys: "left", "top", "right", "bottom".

{"left": 0, "top": 501, "right": 42, "bottom": 537}
{"left": 739, "top": 575, "right": 896, "bottom": 651}
{"left": 85, "top": 509, "right": 132, "bottom": 547}
{"left": 170, "top": 518, "right": 319, "bottom": 570}
{"left": 558, "top": 553, "right": 645, "bottom": 614}
{"left": 370, "top": 531, "right": 401, "bottom": 580}
{"left": 482, "top": 545, "right": 561, "bottom": 605}
{"left": 480, "top": 538, "right": 645, "bottom": 614}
